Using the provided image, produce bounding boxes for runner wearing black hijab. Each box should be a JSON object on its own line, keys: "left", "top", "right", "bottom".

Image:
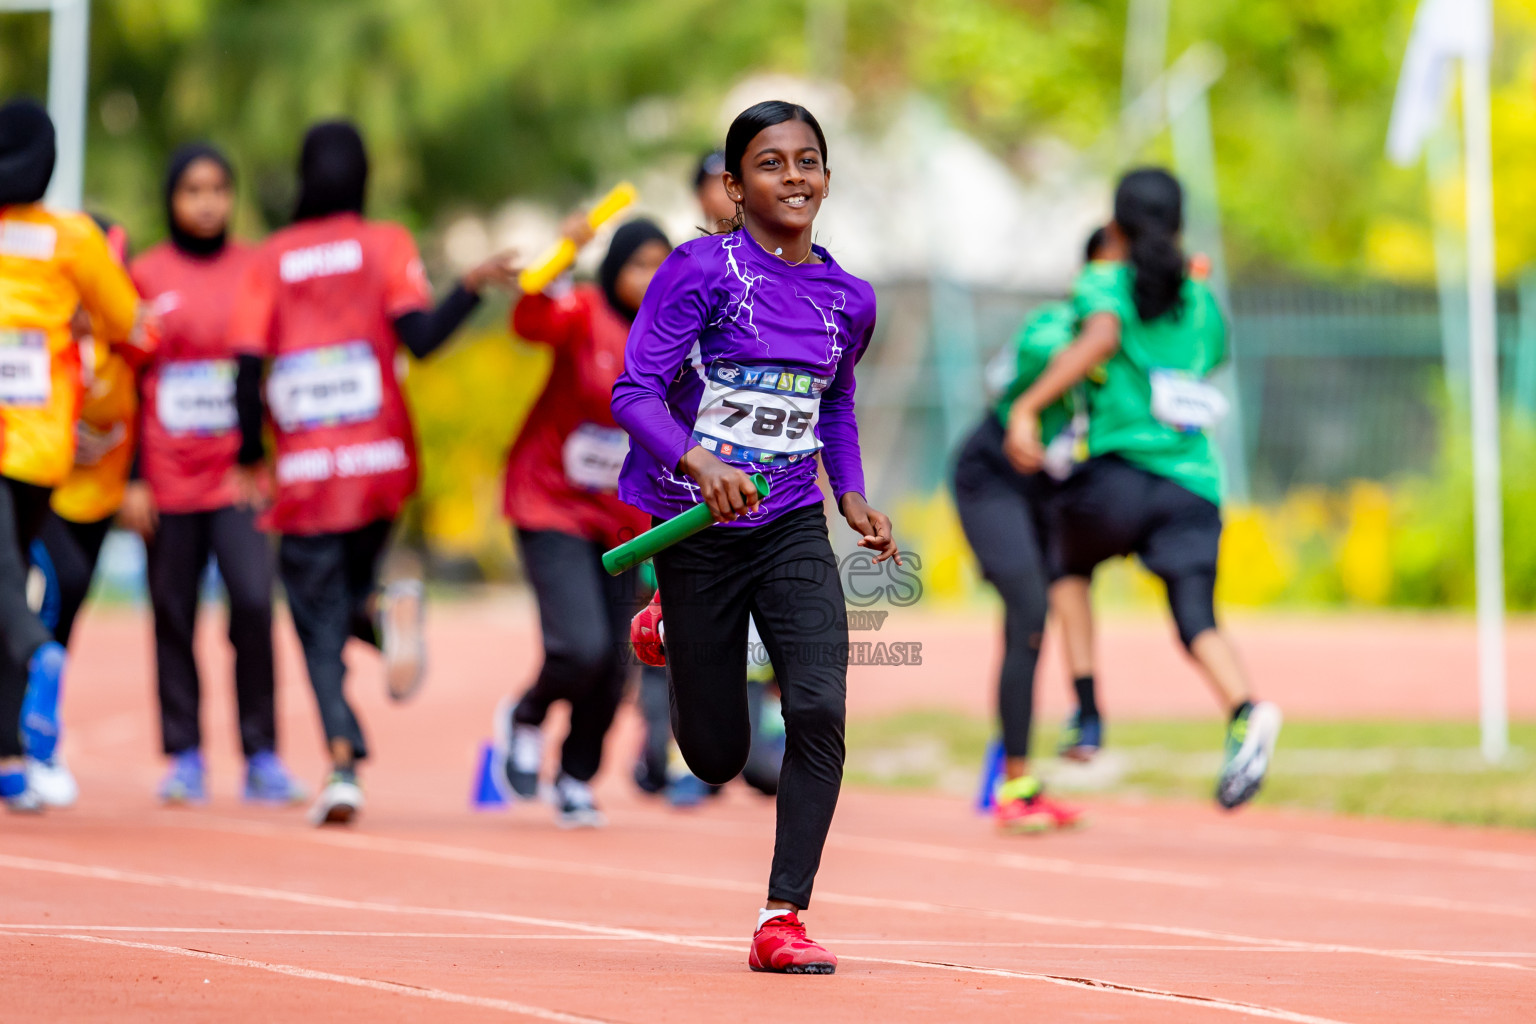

{"left": 125, "top": 143, "right": 303, "bottom": 807}
{"left": 230, "top": 120, "right": 517, "bottom": 825}
{"left": 0, "top": 100, "right": 143, "bottom": 812}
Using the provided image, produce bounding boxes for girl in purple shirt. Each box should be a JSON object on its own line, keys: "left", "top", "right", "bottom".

{"left": 612, "top": 101, "right": 898, "bottom": 974}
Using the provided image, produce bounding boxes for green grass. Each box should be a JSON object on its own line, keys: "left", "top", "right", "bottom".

{"left": 846, "top": 712, "right": 1536, "bottom": 830}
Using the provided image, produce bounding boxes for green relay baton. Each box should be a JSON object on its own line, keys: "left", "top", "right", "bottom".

{"left": 602, "top": 473, "right": 770, "bottom": 576}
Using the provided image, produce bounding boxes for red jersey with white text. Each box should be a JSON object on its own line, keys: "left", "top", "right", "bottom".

{"left": 228, "top": 213, "right": 430, "bottom": 535}
{"left": 132, "top": 240, "right": 254, "bottom": 513}
{"left": 504, "top": 286, "right": 648, "bottom": 550}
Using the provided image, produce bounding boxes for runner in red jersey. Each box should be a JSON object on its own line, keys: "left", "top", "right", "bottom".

{"left": 492, "top": 215, "right": 667, "bottom": 827}
{"left": 229, "top": 121, "right": 516, "bottom": 826}
{"left": 123, "top": 144, "right": 303, "bottom": 808}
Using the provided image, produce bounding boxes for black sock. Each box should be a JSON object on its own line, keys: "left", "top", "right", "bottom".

{"left": 1230, "top": 700, "right": 1254, "bottom": 724}
{"left": 1073, "top": 676, "right": 1099, "bottom": 719}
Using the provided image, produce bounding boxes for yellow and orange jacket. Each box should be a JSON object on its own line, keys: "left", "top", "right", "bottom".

{"left": 0, "top": 203, "right": 141, "bottom": 489}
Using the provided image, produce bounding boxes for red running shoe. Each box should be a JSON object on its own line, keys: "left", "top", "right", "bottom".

{"left": 993, "top": 777, "right": 1084, "bottom": 834}
{"left": 631, "top": 592, "right": 665, "bottom": 668}
{"left": 748, "top": 912, "right": 837, "bottom": 975}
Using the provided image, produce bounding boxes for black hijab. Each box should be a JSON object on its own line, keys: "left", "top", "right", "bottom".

{"left": 599, "top": 219, "right": 670, "bottom": 322}
{"left": 292, "top": 120, "right": 368, "bottom": 223}
{"left": 165, "top": 143, "right": 233, "bottom": 257}
{"left": 0, "top": 99, "right": 56, "bottom": 207}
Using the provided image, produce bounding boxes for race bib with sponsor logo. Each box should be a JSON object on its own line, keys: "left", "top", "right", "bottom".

{"left": 562, "top": 422, "right": 628, "bottom": 492}
{"left": 0, "top": 330, "right": 51, "bottom": 407}
{"left": 1150, "top": 369, "right": 1229, "bottom": 433}
{"left": 157, "top": 359, "right": 238, "bottom": 435}
{"left": 267, "top": 342, "right": 383, "bottom": 433}
{"left": 692, "top": 361, "right": 827, "bottom": 467}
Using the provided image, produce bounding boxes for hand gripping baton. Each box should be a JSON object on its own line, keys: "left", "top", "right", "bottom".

{"left": 516, "top": 182, "right": 639, "bottom": 294}
{"left": 601, "top": 473, "right": 770, "bottom": 576}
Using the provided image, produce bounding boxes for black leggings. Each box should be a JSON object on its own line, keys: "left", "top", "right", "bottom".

{"left": 148, "top": 506, "right": 276, "bottom": 758}
{"left": 30, "top": 512, "right": 112, "bottom": 648}
{"left": 653, "top": 502, "right": 846, "bottom": 909}
{"left": 952, "top": 415, "right": 1057, "bottom": 760}
{"left": 1052, "top": 455, "right": 1221, "bottom": 648}
{"left": 278, "top": 520, "right": 391, "bottom": 761}
{"left": 512, "top": 528, "right": 642, "bottom": 783}
{"left": 0, "top": 477, "right": 54, "bottom": 759}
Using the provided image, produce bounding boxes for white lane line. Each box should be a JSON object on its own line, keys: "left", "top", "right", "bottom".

{"left": 167, "top": 817, "right": 1536, "bottom": 973}
{"left": 1097, "top": 817, "right": 1536, "bottom": 873}
{"left": 576, "top": 806, "right": 1536, "bottom": 920}
{"left": 827, "top": 833, "right": 1536, "bottom": 921}
{"left": 840, "top": 954, "right": 1353, "bottom": 1024}
{"left": 5, "top": 924, "right": 1534, "bottom": 961}
{"left": 29, "top": 933, "right": 616, "bottom": 1024}
{"left": 0, "top": 855, "right": 1369, "bottom": 1023}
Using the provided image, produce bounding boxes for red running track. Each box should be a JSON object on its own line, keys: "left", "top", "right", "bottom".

{"left": 3, "top": 597, "right": 1534, "bottom": 1022}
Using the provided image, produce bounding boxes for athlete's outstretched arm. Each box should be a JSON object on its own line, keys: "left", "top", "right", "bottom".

{"left": 1005, "top": 312, "right": 1120, "bottom": 473}
{"left": 392, "top": 252, "right": 519, "bottom": 359}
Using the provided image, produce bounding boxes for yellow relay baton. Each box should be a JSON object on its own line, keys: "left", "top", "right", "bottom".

{"left": 516, "top": 182, "right": 639, "bottom": 294}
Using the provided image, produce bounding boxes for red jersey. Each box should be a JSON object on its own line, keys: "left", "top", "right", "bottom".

{"left": 228, "top": 213, "right": 430, "bottom": 535}
{"left": 132, "top": 241, "right": 254, "bottom": 513}
{"left": 504, "top": 286, "right": 648, "bottom": 550}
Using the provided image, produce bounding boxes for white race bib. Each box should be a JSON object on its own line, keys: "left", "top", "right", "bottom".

{"left": 1150, "top": 370, "right": 1228, "bottom": 432}
{"left": 267, "top": 342, "right": 383, "bottom": 433}
{"left": 692, "top": 361, "right": 827, "bottom": 468}
{"left": 157, "top": 359, "right": 237, "bottom": 435}
{"left": 0, "top": 330, "right": 51, "bottom": 407}
{"left": 562, "top": 422, "right": 628, "bottom": 492}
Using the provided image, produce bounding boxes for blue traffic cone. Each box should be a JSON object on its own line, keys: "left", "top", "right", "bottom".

{"left": 471, "top": 741, "right": 509, "bottom": 810}
{"left": 975, "top": 738, "right": 1005, "bottom": 812}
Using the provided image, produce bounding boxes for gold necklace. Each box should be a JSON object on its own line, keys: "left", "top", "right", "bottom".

{"left": 772, "top": 243, "right": 814, "bottom": 266}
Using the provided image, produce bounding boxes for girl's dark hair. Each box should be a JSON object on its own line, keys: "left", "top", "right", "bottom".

{"left": 1113, "top": 168, "right": 1186, "bottom": 322}
{"left": 718, "top": 101, "right": 828, "bottom": 232}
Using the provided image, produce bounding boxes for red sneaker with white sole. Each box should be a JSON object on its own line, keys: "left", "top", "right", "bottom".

{"left": 631, "top": 591, "right": 665, "bottom": 668}
{"left": 748, "top": 912, "right": 837, "bottom": 975}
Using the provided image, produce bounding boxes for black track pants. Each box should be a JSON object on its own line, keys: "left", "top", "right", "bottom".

{"left": 148, "top": 505, "right": 277, "bottom": 757}
{"left": 0, "top": 477, "right": 53, "bottom": 759}
{"left": 653, "top": 502, "right": 846, "bottom": 909}
{"left": 278, "top": 520, "right": 391, "bottom": 761}
{"left": 511, "top": 528, "right": 642, "bottom": 783}
{"left": 30, "top": 512, "right": 111, "bottom": 649}
{"left": 952, "top": 415, "right": 1056, "bottom": 759}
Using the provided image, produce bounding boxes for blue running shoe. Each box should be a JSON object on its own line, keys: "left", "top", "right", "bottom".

{"left": 1, "top": 766, "right": 42, "bottom": 814}
{"left": 20, "top": 641, "right": 65, "bottom": 763}
{"left": 1058, "top": 709, "right": 1103, "bottom": 763}
{"left": 666, "top": 771, "right": 711, "bottom": 808}
{"left": 244, "top": 751, "right": 308, "bottom": 804}
{"left": 158, "top": 750, "right": 207, "bottom": 804}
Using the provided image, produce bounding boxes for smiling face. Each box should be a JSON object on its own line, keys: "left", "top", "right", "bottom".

{"left": 723, "top": 119, "right": 828, "bottom": 240}
{"left": 171, "top": 157, "right": 233, "bottom": 240}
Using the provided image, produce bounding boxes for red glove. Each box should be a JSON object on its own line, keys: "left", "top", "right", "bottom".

{"left": 631, "top": 591, "right": 666, "bottom": 668}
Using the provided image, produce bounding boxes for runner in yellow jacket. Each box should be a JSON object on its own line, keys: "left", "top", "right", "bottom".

{"left": 0, "top": 99, "right": 143, "bottom": 811}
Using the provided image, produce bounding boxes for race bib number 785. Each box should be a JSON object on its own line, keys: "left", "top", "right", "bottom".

{"left": 692, "top": 361, "right": 828, "bottom": 467}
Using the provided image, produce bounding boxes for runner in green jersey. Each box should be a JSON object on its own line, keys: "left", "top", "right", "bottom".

{"left": 1004, "top": 169, "right": 1281, "bottom": 812}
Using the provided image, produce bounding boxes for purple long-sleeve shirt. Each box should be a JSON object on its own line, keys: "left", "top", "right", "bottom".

{"left": 612, "top": 229, "right": 877, "bottom": 526}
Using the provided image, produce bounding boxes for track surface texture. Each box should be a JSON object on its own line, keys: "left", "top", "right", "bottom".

{"left": 5, "top": 596, "right": 1534, "bottom": 1022}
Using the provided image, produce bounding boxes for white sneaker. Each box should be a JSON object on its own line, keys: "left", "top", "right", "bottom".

{"left": 1216, "top": 701, "right": 1283, "bottom": 810}
{"left": 554, "top": 773, "right": 606, "bottom": 829}
{"left": 26, "top": 753, "right": 78, "bottom": 808}
{"left": 308, "top": 770, "right": 365, "bottom": 826}
{"left": 379, "top": 579, "right": 426, "bottom": 702}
